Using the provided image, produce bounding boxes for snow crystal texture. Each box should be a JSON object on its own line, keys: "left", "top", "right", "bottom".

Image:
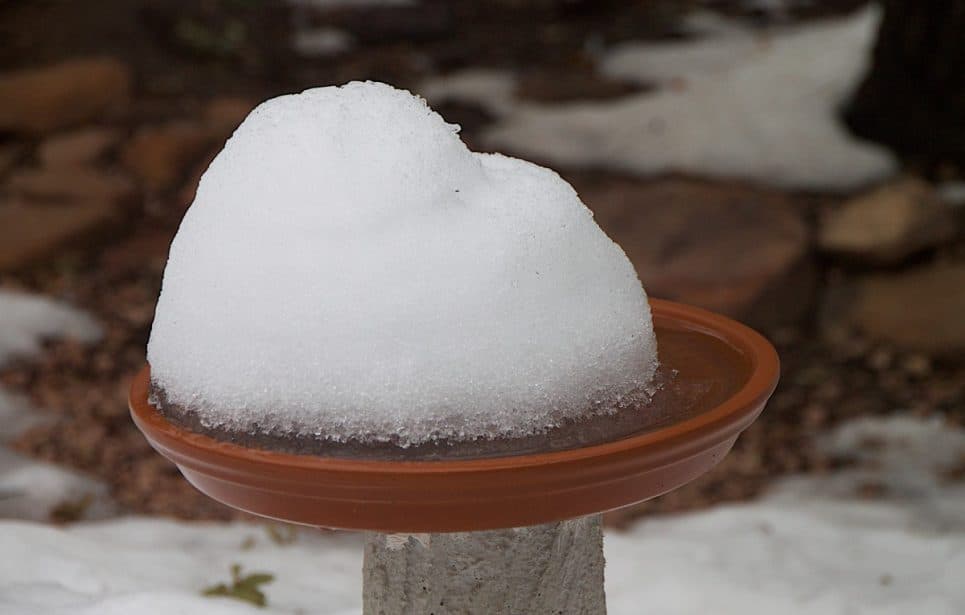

{"left": 147, "top": 82, "right": 656, "bottom": 446}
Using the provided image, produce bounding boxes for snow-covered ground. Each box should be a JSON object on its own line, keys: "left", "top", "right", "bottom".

{"left": 1, "top": 415, "right": 962, "bottom": 614}
{"left": 0, "top": 291, "right": 101, "bottom": 368}
{"left": 422, "top": 6, "right": 897, "bottom": 191}
{"left": 0, "top": 290, "right": 112, "bottom": 522}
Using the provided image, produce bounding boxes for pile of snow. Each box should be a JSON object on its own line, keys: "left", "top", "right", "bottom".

{"left": 422, "top": 7, "right": 896, "bottom": 191}
{"left": 0, "top": 290, "right": 101, "bottom": 368}
{"left": 148, "top": 81, "right": 657, "bottom": 446}
{"left": 2, "top": 416, "right": 962, "bottom": 614}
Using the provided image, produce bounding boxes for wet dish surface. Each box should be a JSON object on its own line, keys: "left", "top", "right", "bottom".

{"left": 129, "top": 300, "right": 779, "bottom": 531}
{"left": 151, "top": 327, "right": 747, "bottom": 461}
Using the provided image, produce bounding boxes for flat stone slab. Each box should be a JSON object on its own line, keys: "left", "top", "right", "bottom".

{"left": 836, "top": 264, "right": 965, "bottom": 355}
{"left": 580, "top": 178, "right": 811, "bottom": 328}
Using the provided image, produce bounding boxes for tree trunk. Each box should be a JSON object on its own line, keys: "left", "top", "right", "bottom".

{"left": 362, "top": 515, "right": 606, "bottom": 615}
{"left": 844, "top": 1, "right": 965, "bottom": 169}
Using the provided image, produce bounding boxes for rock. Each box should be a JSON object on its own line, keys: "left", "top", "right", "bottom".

{"left": 176, "top": 95, "right": 256, "bottom": 207}
{"left": 0, "top": 58, "right": 131, "bottom": 134}
{"left": 0, "top": 145, "right": 23, "bottom": 179}
{"left": 319, "top": 4, "right": 451, "bottom": 43}
{"left": 99, "top": 231, "right": 172, "bottom": 276}
{"left": 0, "top": 197, "right": 120, "bottom": 271}
{"left": 579, "top": 177, "right": 812, "bottom": 328}
{"left": 0, "top": 165, "right": 136, "bottom": 270}
{"left": 203, "top": 97, "right": 254, "bottom": 139}
{"left": 178, "top": 150, "right": 218, "bottom": 209}
{"left": 121, "top": 120, "right": 214, "bottom": 191}
{"left": 818, "top": 178, "right": 956, "bottom": 264}
{"left": 840, "top": 264, "right": 965, "bottom": 355}
{"left": 516, "top": 69, "right": 642, "bottom": 103}
{"left": 38, "top": 128, "right": 120, "bottom": 168}
{"left": 6, "top": 167, "right": 136, "bottom": 205}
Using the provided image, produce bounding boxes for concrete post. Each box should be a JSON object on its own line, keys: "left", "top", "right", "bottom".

{"left": 362, "top": 514, "right": 606, "bottom": 615}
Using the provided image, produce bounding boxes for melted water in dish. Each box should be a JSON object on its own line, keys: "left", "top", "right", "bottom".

{"left": 157, "top": 328, "right": 751, "bottom": 461}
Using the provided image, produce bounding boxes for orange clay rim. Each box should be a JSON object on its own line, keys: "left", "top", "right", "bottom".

{"left": 130, "top": 299, "right": 779, "bottom": 474}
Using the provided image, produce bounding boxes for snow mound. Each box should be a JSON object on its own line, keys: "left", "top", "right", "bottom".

{"left": 482, "top": 6, "right": 895, "bottom": 191}
{"left": 0, "top": 290, "right": 101, "bottom": 368}
{"left": 147, "top": 81, "right": 657, "bottom": 446}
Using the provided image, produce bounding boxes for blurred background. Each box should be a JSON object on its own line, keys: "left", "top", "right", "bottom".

{"left": 0, "top": 0, "right": 963, "bottom": 607}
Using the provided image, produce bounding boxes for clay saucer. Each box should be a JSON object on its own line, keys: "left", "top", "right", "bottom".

{"left": 130, "top": 299, "right": 779, "bottom": 532}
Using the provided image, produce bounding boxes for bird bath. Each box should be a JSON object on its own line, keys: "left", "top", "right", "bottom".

{"left": 130, "top": 299, "right": 779, "bottom": 614}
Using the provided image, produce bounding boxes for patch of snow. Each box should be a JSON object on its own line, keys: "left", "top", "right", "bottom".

{"left": 0, "top": 448, "right": 114, "bottom": 522}
{"left": 740, "top": 0, "right": 813, "bottom": 20}
{"left": 679, "top": 11, "right": 758, "bottom": 37}
{"left": 0, "top": 390, "right": 49, "bottom": 445}
{"left": 820, "top": 415, "right": 965, "bottom": 476}
{"left": 148, "top": 81, "right": 657, "bottom": 446}
{"left": 420, "top": 69, "right": 518, "bottom": 115}
{"left": 482, "top": 6, "right": 896, "bottom": 191}
{"left": 606, "top": 497, "right": 962, "bottom": 615}
{"left": 292, "top": 27, "right": 354, "bottom": 57}
{"left": 769, "top": 415, "right": 965, "bottom": 532}
{"left": 0, "top": 290, "right": 101, "bottom": 368}
{"left": 0, "top": 289, "right": 107, "bottom": 522}
{"left": 0, "top": 519, "right": 361, "bottom": 615}
{"left": 603, "top": 16, "right": 768, "bottom": 86}
{"left": 1, "top": 416, "right": 962, "bottom": 613}
{"left": 937, "top": 181, "right": 965, "bottom": 208}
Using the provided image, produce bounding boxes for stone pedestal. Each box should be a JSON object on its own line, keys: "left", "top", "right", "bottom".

{"left": 362, "top": 515, "right": 606, "bottom": 615}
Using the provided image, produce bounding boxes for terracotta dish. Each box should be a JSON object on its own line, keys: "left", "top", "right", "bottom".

{"left": 130, "top": 299, "right": 779, "bottom": 532}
